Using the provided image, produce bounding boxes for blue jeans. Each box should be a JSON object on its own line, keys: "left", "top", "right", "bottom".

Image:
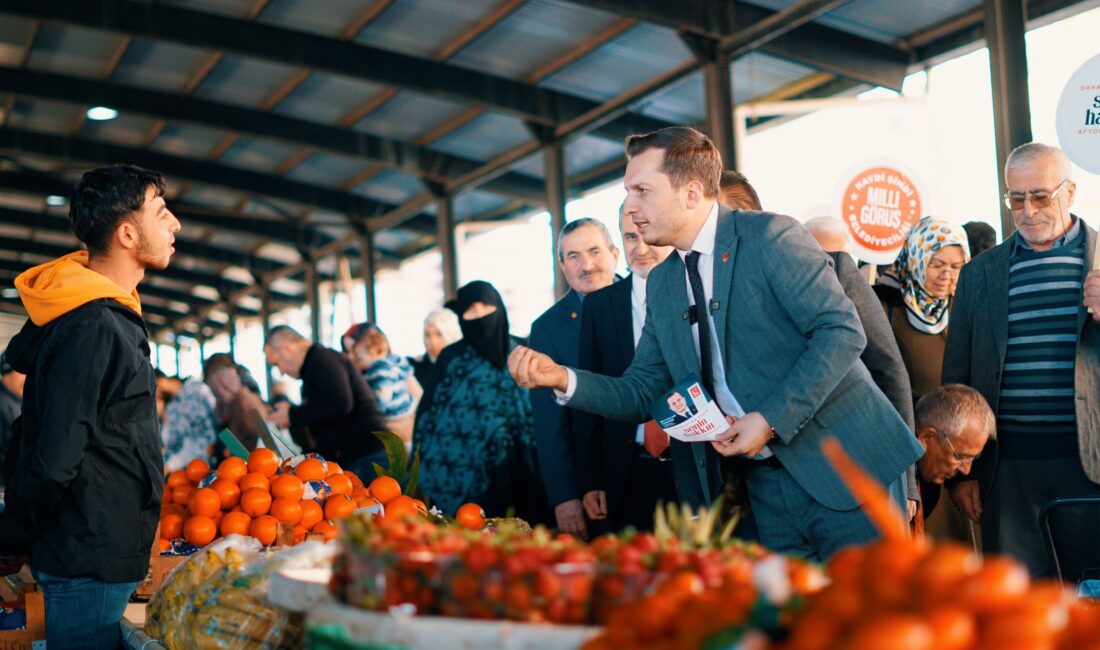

{"left": 33, "top": 570, "right": 138, "bottom": 650}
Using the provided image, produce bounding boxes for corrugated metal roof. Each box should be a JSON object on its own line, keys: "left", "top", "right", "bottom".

{"left": 80, "top": 114, "right": 159, "bottom": 147}
{"left": 750, "top": 0, "right": 976, "bottom": 44}
{"left": 111, "top": 39, "right": 214, "bottom": 93}
{"left": 286, "top": 152, "right": 372, "bottom": 188}
{"left": 149, "top": 124, "right": 231, "bottom": 159}
{"left": 429, "top": 111, "right": 533, "bottom": 162}
{"left": 356, "top": 0, "right": 503, "bottom": 58}
{"left": 6, "top": 98, "right": 83, "bottom": 135}
{"left": 352, "top": 90, "right": 470, "bottom": 142}
{"left": 161, "top": 0, "right": 258, "bottom": 19}
{"left": 455, "top": 189, "right": 510, "bottom": 221}
{"left": 259, "top": 0, "right": 382, "bottom": 37}
{"left": 0, "top": 15, "right": 34, "bottom": 66}
{"left": 351, "top": 169, "right": 425, "bottom": 204}
{"left": 449, "top": 0, "right": 620, "bottom": 80}
{"left": 540, "top": 23, "right": 694, "bottom": 102}
{"left": 219, "top": 137, "right": 302, "bottom": 174}
{"left": 26, "top": 24, "right": 122, "bottom": 78}
{"left": 273, "top": 72, "right": 386, "bottom": 125}
{"left": 192, "top": 55, "right": 300, "bottom": 108}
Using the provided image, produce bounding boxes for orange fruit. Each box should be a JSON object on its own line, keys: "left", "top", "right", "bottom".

{"left": 270, "top": 474, "right": 304, "bottom": 501}
{"left": 185, "top": 458, "right": 210, "bottom": 484}
{"left": 171, "top": 485, "right": 195, "bottom": 505}
{"left": 247, "top": 448, "right": 281, "bottom": 477}
{"left": 161, "top": 503, "right": 186, "bottom": 519}
{"left": 215, "top": 457, "right": 248, "bottom": 483}
{"left": 292, "top": 525, "right": 308, "bottom": 545}
{"left": 369, "top": 476, "right": 402, "bottom": 504}
{"left": 345, "top": 471, "right": 363, "bottom": 488}
{"left": 166, "top": 470, "right": 190, "bottom": 489}
{"left": 240, "top": 488, "right": 272, "bottom": 517}
{"left": 220, "top": 511, "right": 252, "bottom": 537}
{"left": 325, "top": 462, "right": 343, "bottom": 477}
{"left": 324, "top": 494, "right": 357, "bottom": 521}
{"left": 311, "top": 520, "right": 338, "bottom": 541}
{"left": 209, "top": 478, "right": 242, "bottom": 510}
{"left": 157, "top": 538, "right": 171, "bottom": 552}
{"left": 843, "top": 614, "right": 933, "bottom": 650}
{"left": 271, "top": 497, "right": 303, "bottom": 525}
{"left": 183, "top": 515, "right": 217, "bottom": 546}
{"left": 384, "top": 495, "right": 421, "bottom": 520}
{"left": 300, "top": 499, "right": 324, "bottom": 530}
{"left": 925, "top": 607, "right": 976, "bottom": 650}
{"left": 295, "top": 458, "right": 327, "bottom": 482}
{"left": 160, "top": 513, "right": 184, "bottom": 539}
{"left": 216, "top": 457, "right": 248, "bottom": 483}
{"left": 455, "top": 503, "right": 486, "bottom": 530}
{"left": 327, "top": 473, "right": 353, "bottom": 496}
{"left": 188, "top": 487, "right": 222, "bottom": 518}
{"left": 239, "top": 472, "right": 270, "bottom": 494}
{"left": 351, "top": 486, "right": 370, "bottom": 501}
{"left": 250, "top": 515, "right": 279, "bottom": 546}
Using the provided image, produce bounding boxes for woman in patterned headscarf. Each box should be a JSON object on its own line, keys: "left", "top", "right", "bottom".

{"left": 879, "top": 216, "right": 971, "bottom": 403}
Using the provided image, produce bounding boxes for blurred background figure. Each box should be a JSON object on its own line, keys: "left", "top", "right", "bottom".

{"left": 963, "top": 221, "right": 997, "bottom": 258}
{"left": 804, "top": 216, "right": 854, "bottom": 257}
{"left": 414, "top": 280, "right": 547, "bottom": 523}
{"left": 343, "top": 323, "right": 422, "bottom": 447}
{"left": 718, "top": 170, "right": 762, "bottom": 211}
{"left": 0, "top": 352, "right": 25, "bottom": 504}
{"left": 410, "top": 309, "right": 462, "bottom": 387}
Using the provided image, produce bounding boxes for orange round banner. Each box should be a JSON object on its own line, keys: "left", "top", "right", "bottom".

{"left": 839, "top": 166, "right": 923, "bottom": 264}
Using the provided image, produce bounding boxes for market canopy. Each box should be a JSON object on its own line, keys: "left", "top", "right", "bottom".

{"left": 0, "top": 0, "right": 1085, "bottom": 341}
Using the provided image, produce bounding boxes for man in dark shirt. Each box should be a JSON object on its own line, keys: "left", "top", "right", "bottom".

{"left": 264, "top": 326, "right": 388, "bottom": 478}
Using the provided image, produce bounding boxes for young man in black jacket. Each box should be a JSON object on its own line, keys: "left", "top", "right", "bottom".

{"left": 0, "top": 165, "right": 180, "bottom": 649}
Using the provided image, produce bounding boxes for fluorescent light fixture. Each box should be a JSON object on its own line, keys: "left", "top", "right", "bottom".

{"left": 85, "top": 106, "right": 118, "bottom": 121}
{"left": 1, "top": 288, "right": 18, "bottom": 299}
{"left": 45, "top": 195, "right": 66, "bottom": 206}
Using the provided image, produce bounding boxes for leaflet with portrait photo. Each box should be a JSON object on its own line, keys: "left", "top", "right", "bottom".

{"left": 649, "top": 377, "right": 729, "bottom": 443}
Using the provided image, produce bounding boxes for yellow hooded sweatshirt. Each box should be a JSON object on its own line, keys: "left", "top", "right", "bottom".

{"left": 15, "top": 251, "right": 142, "bottom": 326}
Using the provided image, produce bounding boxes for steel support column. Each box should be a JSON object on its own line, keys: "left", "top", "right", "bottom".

{"left": 435, "top": 191, "right": 459, "bottom": 301}
{"left": 174, "top": 342, "right": 181, "bottom": 377}
{"left": 260, "top": 288, "right": 275, "bottom": 398}
{"left": 544, "top": 139, "right": 568, "bottom": 299}
{"left": 703, "top": 55, "right": 737, "bottom": 170}
{"left": 360, "top": 232, "right": 378, "bottom": 323}
{"left": 197, "top": 334, "right": 206, "bottom": 365}
{"left": 984, "top": 0, "right": 1032, "bottom": 239}
{"left": 305, "top": 260, "right": 322, "bottom": 344}
{"left": 227, "top": 306, "right": 238, "bottom": 358}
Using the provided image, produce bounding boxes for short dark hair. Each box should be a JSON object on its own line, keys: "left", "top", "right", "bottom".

{"left": 265, "top": 325, "right": 306, "bottom": 348}
{"left": 720, "top": 170, "right": 762, "bottom": 211}
{"left": 202, "top": 352, "right": 237, "bottom": 380}
{"left": 69, "top": 165, "right": 167, "bottom": 257}
{"left": 625, "top": 127, "right": 722, "bottom": 198}
{"left": 962, "top": 221, "right": 996, "bottom": 258}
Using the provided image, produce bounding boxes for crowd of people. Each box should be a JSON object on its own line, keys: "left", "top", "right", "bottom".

{"left": 0, "top": 127, "right": 1095, "bottom": 645}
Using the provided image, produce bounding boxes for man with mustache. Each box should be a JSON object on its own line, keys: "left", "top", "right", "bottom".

{"left": 529, "top": 218, "right": 620, "bottom": 538}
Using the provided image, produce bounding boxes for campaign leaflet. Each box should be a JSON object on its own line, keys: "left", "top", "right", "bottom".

{"left": 649, "top": 377, "right": 729, "bottom": 443}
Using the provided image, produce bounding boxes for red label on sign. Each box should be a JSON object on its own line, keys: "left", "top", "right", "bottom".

{"left": 840, "top": 166, "right": 922, "bottom": 263}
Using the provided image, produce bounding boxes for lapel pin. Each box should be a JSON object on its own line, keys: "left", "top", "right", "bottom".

{"left": 571, "top": 312, "right": 578, "bottom": 319}
{"left": 721, "top": 252, "right": 729, "bottom": 262}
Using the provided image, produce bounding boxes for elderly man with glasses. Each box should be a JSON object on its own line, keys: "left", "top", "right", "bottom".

{"left": 943, "top": 142, "right": 1100, "bottom": 582}
{"left": 914, "top": 385, "right": 994, "bottom": 489}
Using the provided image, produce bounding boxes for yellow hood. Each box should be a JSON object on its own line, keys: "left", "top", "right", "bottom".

{"left": 15, "top": 251, "right": 142, "bottom": 326}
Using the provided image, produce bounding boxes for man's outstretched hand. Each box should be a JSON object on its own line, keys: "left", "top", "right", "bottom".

{"left": 508, "top": 346, "right": 569, "bottom": 392}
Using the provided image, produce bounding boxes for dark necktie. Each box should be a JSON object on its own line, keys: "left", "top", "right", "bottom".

{"left": 685, "top": 251, "right": 716, "bottom": 397}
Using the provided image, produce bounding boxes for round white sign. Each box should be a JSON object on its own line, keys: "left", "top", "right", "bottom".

{"left": 1056, "top": 53, "right": 1100, "bottom": 174}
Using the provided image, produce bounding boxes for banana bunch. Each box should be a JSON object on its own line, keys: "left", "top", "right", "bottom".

{"left": 652, "top": 498, "right": 739, "bottom": 550}
{"left": 147, "top": 546, "right": 252, "bottom": 648}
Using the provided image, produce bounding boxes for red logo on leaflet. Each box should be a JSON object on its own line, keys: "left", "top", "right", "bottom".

{"left": 841, "top": 166, "right": 922, "bottom": 259}
{"left": 689, "top": 384, "right": 702, "bottom": 399}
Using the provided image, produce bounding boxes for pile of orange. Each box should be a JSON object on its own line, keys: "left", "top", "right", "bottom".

{"left": 158, "top": 450, "right": 386, "bottom": 549}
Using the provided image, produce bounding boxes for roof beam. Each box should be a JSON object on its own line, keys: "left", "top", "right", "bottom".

{"left": 558, "top": 0, "right": 910, "bottom": 89}
{"left": 0, "top": 126, "right": 402, "bottom": 218}
{"left": 1, "top": 0, "right": 598, "bottom": 126}
{"left": 0, "top": 66, "right": 547, "bottom": 205}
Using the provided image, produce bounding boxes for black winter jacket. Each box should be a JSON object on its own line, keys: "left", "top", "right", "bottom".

{"left": 0, "top": 300, "right": 161, "bottom": 583}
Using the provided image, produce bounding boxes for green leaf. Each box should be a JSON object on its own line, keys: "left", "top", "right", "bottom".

{"left": 371, "top": 461, "right": 388, "bottom": 481}
{"left": 404, "top": 447, "right": 421, "bottom": 497}
{"left": 372, "top": 431, "right": 408, "bottom": 483}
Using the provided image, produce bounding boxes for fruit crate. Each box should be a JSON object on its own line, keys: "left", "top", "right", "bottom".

{"left": 0, "top": 591, "right": 45, "bottom": 650}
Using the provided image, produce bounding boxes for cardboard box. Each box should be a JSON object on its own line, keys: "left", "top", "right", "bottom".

{"left": 0, "top": 591, "right": 45, "bottom": 650}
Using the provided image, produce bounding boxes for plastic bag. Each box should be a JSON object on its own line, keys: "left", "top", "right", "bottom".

{"left": 187, "top": 541, "right": 334, "bottom": 649}
{"left": 146, "top": 535, "right": 263, "bottom": 649}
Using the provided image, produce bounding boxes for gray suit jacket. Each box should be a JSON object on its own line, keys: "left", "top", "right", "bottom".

{"left": 943, "top": 219, "right": 1100, "bottom": 495}
{"left": 568, "top": 208, "right": 923, "bottom": 510}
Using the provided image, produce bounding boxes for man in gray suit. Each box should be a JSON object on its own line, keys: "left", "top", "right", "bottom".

{"left": 945, "top": 142, "right": 1100, "bottom": 581}
{"left": 510, "top": 127, "right": 923, "bottom": 560}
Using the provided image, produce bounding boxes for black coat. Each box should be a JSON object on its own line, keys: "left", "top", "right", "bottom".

{"left": 0, "top": 300, "right": 162, "bottom": 583}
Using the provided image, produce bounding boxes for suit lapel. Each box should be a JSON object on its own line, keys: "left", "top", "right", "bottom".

{"left": 612, "top": 276, "right": 635, "bottom": 363}
{"left": 661, "top": 254, "right": 698, "bottom": 371}
{"left": 712, "top": 207, "right": 739, "bottom": 362}
{"left": 985, "top": 240, "right": 1011, "bottom": 357}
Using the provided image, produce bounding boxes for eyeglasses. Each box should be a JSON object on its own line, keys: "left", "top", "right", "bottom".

{"left": 940, "top": 432, "right": 981, "bottom": 465}
{"left": 1003, "top": 179, "right": 1069, "bottom": 210}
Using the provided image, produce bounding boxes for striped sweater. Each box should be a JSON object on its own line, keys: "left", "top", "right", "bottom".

{"left": 997, "top": 227, "right": 1085, "bottom": 458}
